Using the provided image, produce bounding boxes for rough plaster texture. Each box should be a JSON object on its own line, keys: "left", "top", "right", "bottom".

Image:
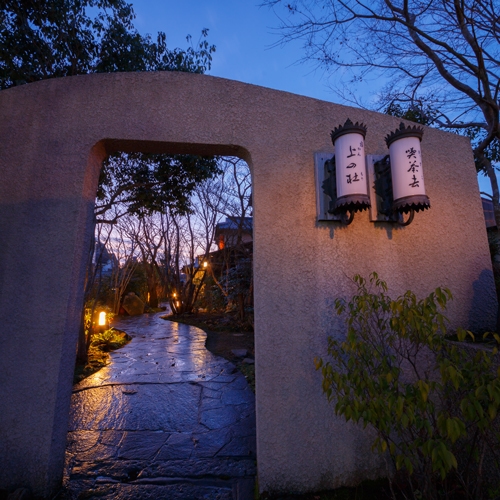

{"left": 0, "top": 72, "right": 496, "bottom": 497}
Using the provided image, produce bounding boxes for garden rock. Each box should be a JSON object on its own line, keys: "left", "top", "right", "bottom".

{"left": 122, "top": 293, "right": 144, "bottom": 316}
{"left": 231, "top": 349, "right": 248, "bottom": 358}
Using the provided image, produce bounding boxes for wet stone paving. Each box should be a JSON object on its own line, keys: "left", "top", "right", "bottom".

{"left": 61, "top": 312, "right": 256, "bottom": 500}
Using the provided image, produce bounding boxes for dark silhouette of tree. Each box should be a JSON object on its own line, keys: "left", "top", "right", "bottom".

{"left": 1, "top": 0, "right": 218, "bottom": 362}
{"left": 95, "top": 153, "right": 221, "bottom": 223}
{"left": 0, "top": 0, "right": 215, "bottom": 88}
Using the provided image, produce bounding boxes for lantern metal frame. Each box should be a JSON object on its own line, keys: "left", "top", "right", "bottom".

{"left": 320, "top": 155, "right": 355, "bottom": 224}
{"left": 369, "top": 155, "right": 415, "bottom": 226}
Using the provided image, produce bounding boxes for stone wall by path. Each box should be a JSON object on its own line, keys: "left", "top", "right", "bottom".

{"left": 0, "top": 71, "right": 496, "bottom": 497}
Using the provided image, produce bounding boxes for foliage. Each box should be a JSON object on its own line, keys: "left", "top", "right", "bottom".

{"left": 197, "top": 277, "right": 227, "bottom": 313}
{"left": 95, "top": 153, "right": 221, "bottom": 222}
{"left": 315, "top": 273, "right": 500, "bottom": 499}
{"left": 74, "top": 327, "right": 130, "bottom": 383}
{"left": 224, "top": 258, "right": 252, "bottom": 304}
{"left": 384, "top": 101, "right": 438, "bottom": 127}
{"left": 91, "top": 327, "right": 130, "bottom": 351}
{"left": 0, "top": 0, "right": 215, "bottom": 89}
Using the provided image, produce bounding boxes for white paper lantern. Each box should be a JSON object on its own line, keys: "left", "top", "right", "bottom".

{"left": 330, "top": 119, "right": 371, "bottom": 214}
{"left": 385, "top": 123, "right": 430, "bottom": 213}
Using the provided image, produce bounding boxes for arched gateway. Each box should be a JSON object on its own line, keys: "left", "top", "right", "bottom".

{"left": 0, "top": 72, "right": 496, "bottom": 497}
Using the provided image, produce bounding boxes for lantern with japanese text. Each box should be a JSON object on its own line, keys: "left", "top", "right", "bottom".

{"left": 385, "top": 122, "right": 430, "bottom": 215}
{"left": 330, "top": 119, "right": 371, "bottom": 217}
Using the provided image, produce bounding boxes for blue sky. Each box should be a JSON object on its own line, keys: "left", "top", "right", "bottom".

{"left": 132, "top": 1, "right": 336, "bottom": 103}
{"left": 130, "top": 0, "right": 491, "bottom": 194}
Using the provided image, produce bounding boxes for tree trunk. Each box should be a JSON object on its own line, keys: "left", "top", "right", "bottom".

{"left": 75, "top": 309, "right": 88, "bottom": 364}
{"left": 149, "top": 280, "right": 159, "bottom": 308}
{"left": 237, "top": 293, "right": 245, "bottom": 321}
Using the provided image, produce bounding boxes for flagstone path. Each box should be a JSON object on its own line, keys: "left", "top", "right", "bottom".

{"left": 61, "top": 311, "right": 256, "bottom": 500}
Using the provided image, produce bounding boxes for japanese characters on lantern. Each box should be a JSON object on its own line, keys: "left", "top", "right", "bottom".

{"left": 385, "top": 123, "right": 430, "bottom": 213}
{"left": 330, "top": 118, "right": 371, "bottom": 214}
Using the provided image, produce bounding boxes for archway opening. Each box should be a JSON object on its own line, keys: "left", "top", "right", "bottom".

{"left": 62, "top": 141, "right": 256, "bottom": 496}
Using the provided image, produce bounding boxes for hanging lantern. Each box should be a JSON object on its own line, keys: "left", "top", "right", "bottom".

{"left": 385, "top": 122, "right": 430, "bottom": 214}
{"left": 330, "top": 119, "right": 371, "bottom": 216}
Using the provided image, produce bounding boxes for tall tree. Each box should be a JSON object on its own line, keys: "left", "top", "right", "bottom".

{"left": 95, "top": 152, "right": 221, "bottom": 223}
{"left": 1, "top": 0, "right": 218, "bottom": 360}
{"left": 268, "top": 0, "right": 500, "bottom": 328}
{"left": 0, "top": 0, "right": 215, "bottom": 89}
{"left": 267, "top": 0, "right": 500, "bottom": 222}
{"left": 205, "top": 158, "right": 253, "bottom": 320}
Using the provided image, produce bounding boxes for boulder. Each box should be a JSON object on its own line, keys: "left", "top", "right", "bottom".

{"left": 231, "top": 349, "right": 248, "bottom": 358}
{"left": 122, "top": 293, "right": 145, "bottom": 316}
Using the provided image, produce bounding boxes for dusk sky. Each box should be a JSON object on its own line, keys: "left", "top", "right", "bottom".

{"left": 130, "top": 0, "right": 491, "bottom": 194}
{"left": 131, "top": 0, "right": 339, "bottom": 103}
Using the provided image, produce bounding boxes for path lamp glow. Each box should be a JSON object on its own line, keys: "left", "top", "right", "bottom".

{"left": 330, "top": 118, "right": 371, "bottom": 224}
{"left": 98, "top": 311, "right": 106, "bottom": 326}
{"left": 97, "top": 311, "right": 107, "bottom": 332}
{"left": 385, "top": 122, "right": 430, "bottom": 225}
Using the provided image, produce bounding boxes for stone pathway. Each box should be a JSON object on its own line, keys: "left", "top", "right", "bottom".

{"left": 61, "top": 312, "right": 256, "bottom": 500}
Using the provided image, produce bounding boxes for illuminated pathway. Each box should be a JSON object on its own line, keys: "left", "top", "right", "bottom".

{"left": 62, "top": 311, "right": 256, "bottom": 500}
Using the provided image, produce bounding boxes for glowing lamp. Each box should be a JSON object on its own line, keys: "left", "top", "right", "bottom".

{"left": 385, "top": 122, "right": 430, "bottom": 217}
{"left": 203, "top": 261, "right": 208, "bottom": 268}
{"left": 98, "top": 311, "right": 106, "bottom": 326}
{"left": 330, "top": 118, "right": 371, "bottom": 222}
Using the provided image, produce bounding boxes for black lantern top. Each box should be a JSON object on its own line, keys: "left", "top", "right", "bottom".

{"left": 330, "top": 118, "right": 367, "bottom": 143}
{"left": 385, "top": 122, "right": 424, "bottom": 147}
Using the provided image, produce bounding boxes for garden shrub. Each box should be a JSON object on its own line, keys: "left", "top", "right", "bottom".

{"left": 315, "top": 272, "right": 500, "bottom": 499}
{"left": 91, "top": 328, "right": 130, "bottom": 352}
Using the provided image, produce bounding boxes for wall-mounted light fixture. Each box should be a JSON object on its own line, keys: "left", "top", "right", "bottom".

{"left": 322, "top": 119, "right": 371, "bottom": 224}
{"left": 383, "top": 122, "right": 430, "bottom": 225}
{"left": 316, "top": 120, "right": 430, "bottom": 226}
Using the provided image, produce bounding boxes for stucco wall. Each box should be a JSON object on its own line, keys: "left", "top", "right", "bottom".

{"left": 0, "top": 72, "right": 496, "bottom": 497}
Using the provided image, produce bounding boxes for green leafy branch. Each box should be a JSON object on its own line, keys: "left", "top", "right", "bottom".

{"left": 315, "top": 272, "right": 500, "bottom": 499}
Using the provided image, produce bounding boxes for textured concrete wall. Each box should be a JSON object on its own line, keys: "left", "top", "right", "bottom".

{"left": 0, "top": 72, "right": 496, "bottom": 497}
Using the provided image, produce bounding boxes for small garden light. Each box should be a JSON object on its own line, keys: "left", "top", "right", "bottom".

{"left": 98, "top": 311, "right": 107, "bottom": 327}
{"left": 96, "top": 311, "right": 108, "bottom": 333}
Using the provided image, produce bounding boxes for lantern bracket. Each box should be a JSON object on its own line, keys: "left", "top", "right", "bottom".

{"left": 322, "top": 156, "right": 338, "bottom": 214}
{"left": 367, "top": 155, "right": 414, "bottom": 225}
{"left": 321, "top": 156, "right": 355, "bottom": 225}
{"left": 314, "top": 152, "right": 343, "bottom": 222}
